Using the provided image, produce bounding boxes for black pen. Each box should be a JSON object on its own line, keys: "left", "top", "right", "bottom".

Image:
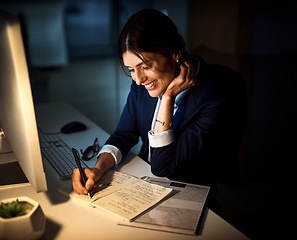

{"left": 72, "top": 148, "right": 91, "bottom": 198}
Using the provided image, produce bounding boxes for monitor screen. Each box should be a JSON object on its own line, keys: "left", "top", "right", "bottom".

{"left": 0, "top": 10, "right": 47, "bottom": 192}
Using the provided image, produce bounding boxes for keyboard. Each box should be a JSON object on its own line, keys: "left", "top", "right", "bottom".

{"left": 39, "top": 134, "right": 89, "bottom": 179}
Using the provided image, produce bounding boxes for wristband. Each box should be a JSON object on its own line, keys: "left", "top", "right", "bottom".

{"left": 156, "top": 119, "right": 172, "bottom": 127}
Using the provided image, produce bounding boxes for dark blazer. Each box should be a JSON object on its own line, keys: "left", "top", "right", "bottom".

{"left": 106, "top": 56, "right": 246, "bottom": 186}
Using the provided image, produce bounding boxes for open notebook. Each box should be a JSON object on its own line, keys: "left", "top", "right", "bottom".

{"left": 59, "top": 170, "right": 173, "bottom": 222}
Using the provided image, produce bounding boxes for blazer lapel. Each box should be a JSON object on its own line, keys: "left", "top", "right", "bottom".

{"left": 172, "top": 87, "right": 199, "bottom": 134}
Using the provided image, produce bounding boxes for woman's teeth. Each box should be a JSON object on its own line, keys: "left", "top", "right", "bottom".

{"left": 144, "top": 80, "right": 157, "bottom": 88}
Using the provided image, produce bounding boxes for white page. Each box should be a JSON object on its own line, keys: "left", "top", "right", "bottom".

{"left": 59, "top": 170, "right": 139, "bottom": 204}
{"left": 92, "top": 179, "right": 173, "bottom": 221}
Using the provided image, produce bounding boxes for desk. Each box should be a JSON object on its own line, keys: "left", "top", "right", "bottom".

{"left": 0, "top": 103, "right": 249, "bottom": 240}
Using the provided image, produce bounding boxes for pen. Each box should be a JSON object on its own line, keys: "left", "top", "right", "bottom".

{"left": 72, "top": 148, "right": 91, "bottom": 198}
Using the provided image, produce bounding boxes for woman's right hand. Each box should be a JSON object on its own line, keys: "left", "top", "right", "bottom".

{"left": 71, "top": 152, "right": 115, "bottom": 195}
{"left": 71, "top": 167, "right": 102, "bottom": 195}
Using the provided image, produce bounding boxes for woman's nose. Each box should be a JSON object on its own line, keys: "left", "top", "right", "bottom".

{"left": 134, "top": 71, "right": 147, "bottom": 85}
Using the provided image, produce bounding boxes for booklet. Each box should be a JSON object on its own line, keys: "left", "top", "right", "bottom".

{"left": 118, "top": 177, "right": 210, "bottom": 235}
{"left": 59, "top": 170, "right": 173, "bottom": 222}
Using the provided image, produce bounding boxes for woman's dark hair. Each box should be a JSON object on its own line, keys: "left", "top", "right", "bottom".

{"left": 119, "top": 9, "right": 187, "bottom": 73}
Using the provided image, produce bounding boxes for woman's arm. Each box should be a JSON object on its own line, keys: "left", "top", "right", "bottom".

{"left": 150, "top": 64, "right": 246, "bottom": 180}
{"left": 154, "top": 62, "right": 195, "bottom": 133}
{"left": 150, "top": 103, "right": 223, "bottom": 177}
{"left": 72, "top": 82, "right": 141, "bottom": 195}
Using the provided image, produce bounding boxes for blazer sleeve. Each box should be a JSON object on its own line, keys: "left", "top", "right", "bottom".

{"left": 150, "top": 97, "right": 226, "bottom": 177}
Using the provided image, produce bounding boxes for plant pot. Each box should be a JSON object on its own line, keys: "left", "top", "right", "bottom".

{"left": 0, "top": 196, "right": 46, "bottom": 240}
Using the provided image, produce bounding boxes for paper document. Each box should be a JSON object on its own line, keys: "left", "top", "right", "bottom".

{"left": 59, "top": 170, "right": 173, "bottom": 221}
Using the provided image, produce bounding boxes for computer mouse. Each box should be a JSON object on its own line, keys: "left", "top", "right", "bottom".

{"left": 61, "top": 121, "right": 87, "bottom": 134}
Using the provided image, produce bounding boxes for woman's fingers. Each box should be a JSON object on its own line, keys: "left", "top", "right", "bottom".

{"left": 71, "top": 167, "right": 103, "bottom": 195}
{"left": 85, "top": 168, "right": 102, "bottom": 191}
{"left": 71, "top": 168, "right": 88, "bottom": 194}
{"left": 164, "top": 61, "right": 196, "bottom": 98}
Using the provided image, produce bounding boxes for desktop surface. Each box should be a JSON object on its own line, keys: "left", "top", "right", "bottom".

{"left": 0, "top": 103, "right": 249, "bottom": 240}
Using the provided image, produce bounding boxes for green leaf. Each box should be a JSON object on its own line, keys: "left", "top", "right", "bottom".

{"left": 0, "top": 199, "right": 28, "bottom": 218}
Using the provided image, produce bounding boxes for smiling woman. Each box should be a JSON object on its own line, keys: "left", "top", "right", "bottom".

{"left": 122, "top": 51, "right": 179, "bottom": 98}
{"left": 71, "top": 9, "right": 247, "bottom": 211}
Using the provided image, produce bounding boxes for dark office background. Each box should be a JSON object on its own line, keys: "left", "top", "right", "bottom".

{"left": 1, "top": 0, "right": 296, "bottom": 238}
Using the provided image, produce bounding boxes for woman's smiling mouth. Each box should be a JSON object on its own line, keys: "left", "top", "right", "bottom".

{"left": 143, "top": 80, "right": 158, "bottom": 90}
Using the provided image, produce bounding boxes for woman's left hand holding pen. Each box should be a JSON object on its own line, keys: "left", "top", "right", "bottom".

{"left": 71, "top": 152, "right": 115, "bottom": 195}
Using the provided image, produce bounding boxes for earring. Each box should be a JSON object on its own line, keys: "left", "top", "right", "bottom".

{"left": 176, "top": 59, "right": 179, "bottom": 63}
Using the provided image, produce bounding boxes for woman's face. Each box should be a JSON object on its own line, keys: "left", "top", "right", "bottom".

{"left": 122, "top": 51, "right": 178, "bottom": 97}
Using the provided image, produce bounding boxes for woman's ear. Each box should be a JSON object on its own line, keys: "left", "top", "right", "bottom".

{"left": 175, "top": 51, "right": 182, "bottom": 63}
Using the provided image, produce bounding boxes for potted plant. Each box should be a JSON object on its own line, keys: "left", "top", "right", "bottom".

{"left": 0, "top": 196, "right": 46, "bottom": 240}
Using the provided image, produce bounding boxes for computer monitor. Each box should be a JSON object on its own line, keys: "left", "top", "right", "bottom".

{"left": 0, "top": 10, "right": 47, "bottom": 192}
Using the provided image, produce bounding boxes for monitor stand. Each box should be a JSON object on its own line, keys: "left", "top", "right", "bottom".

{"left": 0, "top": 153, "right": 29, "bottom": 187}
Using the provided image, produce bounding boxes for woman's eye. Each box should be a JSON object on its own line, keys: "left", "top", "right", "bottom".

{"left": 128, "top": 69, "right": 135, "bottom": 73}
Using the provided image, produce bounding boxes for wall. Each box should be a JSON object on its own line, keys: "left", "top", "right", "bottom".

{"left": 187, "top": 0, "right": 297, "bottom": 174}
{"left": 247, "top": 0, "right": 297, "bottom": 172}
